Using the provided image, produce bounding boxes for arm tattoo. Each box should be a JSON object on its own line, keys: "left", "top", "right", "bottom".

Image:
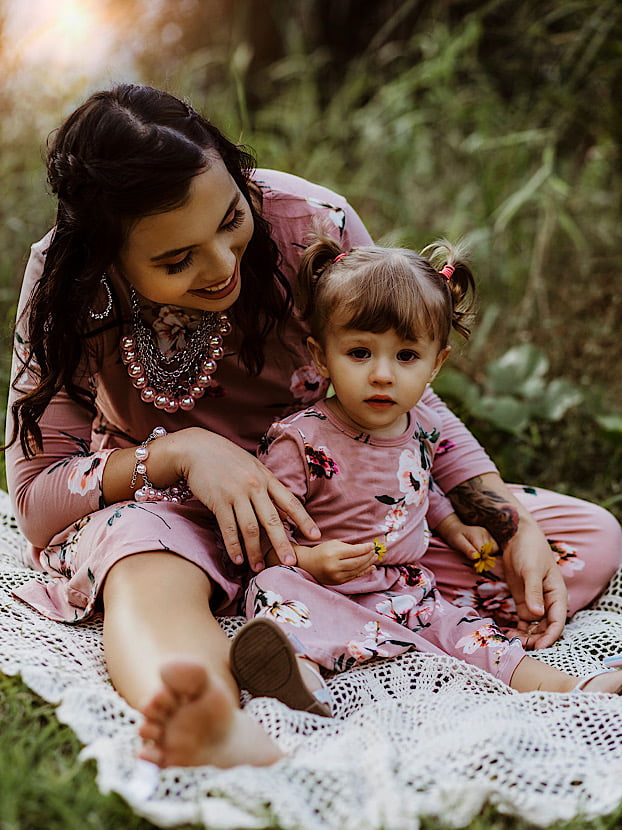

{"left": 448, "top": 476, "right": 519, "bottom": 546}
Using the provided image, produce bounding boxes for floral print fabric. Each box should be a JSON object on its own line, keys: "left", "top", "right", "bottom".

{"left": 251, "top": 398, "right": 526, "bottom": 683}
{"left": 257, "top": 399, "right": 455, "bottom": 569}
{"left": 246, "top": 562, "right": 525, "bottom": 681}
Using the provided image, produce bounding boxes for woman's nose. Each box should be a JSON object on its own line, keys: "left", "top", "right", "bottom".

{"left": 204, "top": 243, "right": 236, "bottom": 281}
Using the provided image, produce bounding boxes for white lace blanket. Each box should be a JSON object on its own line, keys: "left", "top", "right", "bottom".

{"left": 2, "top": 488, "right": 622, "bottom": 829}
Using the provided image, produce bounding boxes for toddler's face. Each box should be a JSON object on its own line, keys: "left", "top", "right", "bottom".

{"left": 308, "top": 316, "right": 450, "bottom": 438}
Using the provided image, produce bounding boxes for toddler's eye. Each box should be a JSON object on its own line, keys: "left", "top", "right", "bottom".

{"left": 348, "top": 348, "right": 371, "bottom": 359}
{"left": 397, "top": 350, "right": 418, "bottom": 363}
{"left": 164, "top": 251, "right": 194, "bottom": 274}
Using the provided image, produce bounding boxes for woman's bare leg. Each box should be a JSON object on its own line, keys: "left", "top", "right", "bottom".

{"left": 102, "top": 552, "right": 283, "bottom": 767}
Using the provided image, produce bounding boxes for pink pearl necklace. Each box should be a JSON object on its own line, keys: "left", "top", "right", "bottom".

{"left": 120, "top": 288, "right": 231, "bottom": 413}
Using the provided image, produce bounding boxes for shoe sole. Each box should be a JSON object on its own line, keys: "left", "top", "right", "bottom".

{"left": 230, "top": 617, "right": 331, "bottom": 717}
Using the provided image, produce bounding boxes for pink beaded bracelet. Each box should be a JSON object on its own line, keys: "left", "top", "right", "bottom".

{"left": 130, "top": 427, "right": 192, "bottom": 503}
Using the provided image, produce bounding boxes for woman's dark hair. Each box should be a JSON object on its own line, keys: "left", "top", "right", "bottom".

{"left": 9, "top": 83, "right": 292, "bottom": 456}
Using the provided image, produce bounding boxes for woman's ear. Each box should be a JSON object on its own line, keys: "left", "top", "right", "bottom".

{"left": 429, "top": 345, "right": 451, "bottom": 382}
{"left": 307, "top": 336, "right": 330, "bottom": 378}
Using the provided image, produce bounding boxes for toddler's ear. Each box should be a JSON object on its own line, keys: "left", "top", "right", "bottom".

{"left": 307, "top": 336, "right": 330, "bottom": 378}
{"left": 429, "top": 345, "right": 451, "bottom": 382}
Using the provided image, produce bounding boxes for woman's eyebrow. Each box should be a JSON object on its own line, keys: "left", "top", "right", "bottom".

{"left": 150, "top": 245, "right": 194, "bottom": 262}
{"left": 149, "top": 194, "right": 240, "bottom": 262}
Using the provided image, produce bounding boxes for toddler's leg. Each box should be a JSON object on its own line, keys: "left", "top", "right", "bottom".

{"left": 244, "top": 565, "right": 456, "bottom": 674}
{"left": 510, "top": 656, "right": 622, "bottom": 694}
{"left": 377, "top": 569, "right": 622, "bottom": 693}
{"left": 351, "top": 565, "right": 526, "bottom": 685}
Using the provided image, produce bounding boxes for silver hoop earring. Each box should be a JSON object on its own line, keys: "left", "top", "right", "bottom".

{"left": 90, "top": 273, "right": 113, "bottom": 320}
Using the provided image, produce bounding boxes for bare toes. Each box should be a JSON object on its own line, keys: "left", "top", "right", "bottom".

{"left": 139, "top": 740, "right": 163, "bottom": 765}
{"left": 138, "top": 721, "right": 163, "bottom": 743}
{"left": 141, "top": 692, "right": 175, "bottom": 724}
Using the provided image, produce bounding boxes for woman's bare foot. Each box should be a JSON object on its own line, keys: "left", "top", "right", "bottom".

{"left": 138, "top": 659, "right": 284, "bottom": 767}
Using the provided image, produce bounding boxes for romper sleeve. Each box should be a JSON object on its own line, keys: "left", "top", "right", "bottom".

{"left": 5, "top": 235, "right": 116, "bottom": 549}
{"left": 423, "top": 386, "right": 499, "bottom": 494}
{"left": 426, "top": 482, "right": 455, "bottom": 530}
{"left": 259, "top": 421, "right": 311, "bottom": 543}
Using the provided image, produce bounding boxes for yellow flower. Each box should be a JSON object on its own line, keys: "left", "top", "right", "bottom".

{"left": 374, "top": 537, "right": 387, "bottom": 563}
{"left": 472, "top": 541, "right": 497, "bottom": 573}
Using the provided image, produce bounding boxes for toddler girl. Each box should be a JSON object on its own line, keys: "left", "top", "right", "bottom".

{"left": 231, "top": 233, "right": 622, "bottom": 715}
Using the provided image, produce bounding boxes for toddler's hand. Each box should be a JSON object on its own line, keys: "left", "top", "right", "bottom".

{"left": 435, "top": 513, "right": 499, "bottom": 573}
{"left": 295, "top": 540, "right": 377, "bottom": 585}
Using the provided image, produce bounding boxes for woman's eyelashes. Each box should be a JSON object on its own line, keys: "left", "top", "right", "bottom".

{"left": 222, "top": 207, "right": 245, "bottom": 231}
{"left": 164, "top": 251, "right": 195, "bottom": 274}
{"left": 161, "top": 209, "right": 246, "bottom": 275}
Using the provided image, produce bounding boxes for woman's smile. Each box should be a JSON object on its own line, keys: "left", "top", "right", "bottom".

{"left": 188, "top": 265, "right": 239, "bottom": 300}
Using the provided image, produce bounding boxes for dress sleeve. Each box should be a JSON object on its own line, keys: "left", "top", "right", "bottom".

{"left": 5, "top": 236, "right": 116, "bottom": 548}
{"left": 423, "top": 386, "right": 498, "bottom": 494}
{"left": 340, "top": 199, "right": 374, "bottom": 249}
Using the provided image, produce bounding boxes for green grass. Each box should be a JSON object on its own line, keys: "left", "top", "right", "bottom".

{"left": 0, "top": 674, "right": 200, "bottom": 830}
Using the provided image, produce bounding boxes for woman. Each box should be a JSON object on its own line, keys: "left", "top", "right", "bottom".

{"left": 5, "top": 84, "right": 621, "bottom": 768}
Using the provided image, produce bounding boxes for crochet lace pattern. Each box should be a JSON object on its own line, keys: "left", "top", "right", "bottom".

{"left": 1, "top": 487, "right": 622, "bottom": 829}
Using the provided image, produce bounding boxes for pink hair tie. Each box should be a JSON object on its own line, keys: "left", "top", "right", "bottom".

{"left": 440, "top": 264, "right": 455, "bottom": 280}
{"left": 333, "top": 253, "right": 348, "bottom": 263}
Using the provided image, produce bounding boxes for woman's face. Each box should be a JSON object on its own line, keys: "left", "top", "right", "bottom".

{"left": 118, "top": 154, "right": 254, "bottom": 312}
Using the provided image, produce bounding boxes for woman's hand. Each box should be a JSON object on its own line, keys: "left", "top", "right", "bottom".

{"left": 447, "top": 473, "right": 567, "bottom": 649}
{"left": 103, "top": 427, "right": 320, "bottom": 572}
{"left": 292, "top": 540, "right": 377, "bottom": 585}
{"left": 500, "top": 522, "right": 567, "bottom": 649}
{"left": 174, "top": 429, "right": 322, "bottom": 572}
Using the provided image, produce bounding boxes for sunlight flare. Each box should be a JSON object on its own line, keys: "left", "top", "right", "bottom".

{"left": 4, "top": 0, "right": 125, "bottom": 75}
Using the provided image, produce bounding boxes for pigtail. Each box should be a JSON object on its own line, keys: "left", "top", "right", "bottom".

{"left": 421, "top": 239, "right": 476, "bottom": 340}
{"left": 297, "top": 227, "right": 344, "bottom": 323}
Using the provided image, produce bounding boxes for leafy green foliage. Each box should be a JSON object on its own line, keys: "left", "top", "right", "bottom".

{"left": 434, "top": 344, "right": 584, "bottom": 435}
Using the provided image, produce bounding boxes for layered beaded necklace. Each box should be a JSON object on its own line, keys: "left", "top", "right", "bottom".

{"left": 120, "top": 287, "right": 232, "bottom": 413}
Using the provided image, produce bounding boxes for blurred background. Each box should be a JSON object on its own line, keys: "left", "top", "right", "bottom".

{"left": 1, "top": 0, "right": 621, "bottom": 513}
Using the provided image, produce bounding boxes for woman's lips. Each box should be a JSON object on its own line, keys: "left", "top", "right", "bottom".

{"left": 189, "top": 265, "right": 239, "bottom": 300}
